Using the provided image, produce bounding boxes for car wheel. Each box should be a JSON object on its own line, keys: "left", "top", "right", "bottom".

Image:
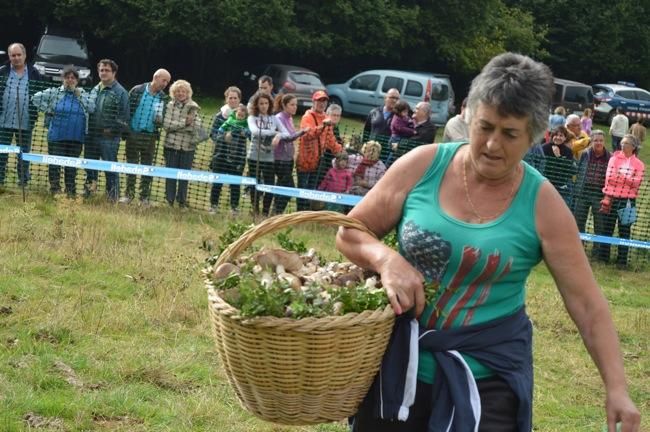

{"left": 329, "top": 96, "right": 343, "bottom": 112}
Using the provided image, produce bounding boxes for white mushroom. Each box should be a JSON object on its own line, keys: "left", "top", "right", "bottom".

{"left": 260, "top": 271, "right": 274, "bottom": 288}
{"left": 212, "top": 263, "right": 240, "bottom": 281}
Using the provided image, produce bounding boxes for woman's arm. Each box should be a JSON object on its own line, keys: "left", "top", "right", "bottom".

{"left": 248, "top": 115, "right": 277, "bottom": 137}
{"left": 163, "top": 103, "right": 188, "bottom": 131}
{"left": 31, "top": 87, "right": 56, "bottom": 112}
{"left": 536, "top": 182, "right": 640, "bottom": 431}
{"left": 336, "top": 145, "right": 437, "bottom": 316}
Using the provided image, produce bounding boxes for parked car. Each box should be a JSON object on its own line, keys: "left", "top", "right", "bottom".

{"left": 32, "top": 27, "right": 93, "bottom": 87}
{"left": 325, "top": 69, "right": 451, "bottom": 125}
{"left": 552, "top": 78, "right": 594, "bottom": 115}
{"left": 592, "top": 82, "right": 650, "bottom": 124}
{"left": 431, "top": 72, "right": 456, "bottom": 115}
{"left": 241, "top": 64, "right": 326, "bottom": 111}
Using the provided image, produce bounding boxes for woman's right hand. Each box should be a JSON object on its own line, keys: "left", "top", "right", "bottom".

{"left": 376, "top": 250, "right": 425, "bottom": 317}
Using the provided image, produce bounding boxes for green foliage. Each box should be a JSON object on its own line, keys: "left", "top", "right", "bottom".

{"left": 275, "top": 228, "right": 308, "bottom": 254}
{"left": 0, "top": 194, "right": 648, "bottom": 430}
{"left": 214, "top": 269, "right": 388, "bottom": 319}
{"left": 216, "top": 221, "right": 253, "bottom": 256}
{"left": 383, "top": 230, "right": 399, "bottom": 250}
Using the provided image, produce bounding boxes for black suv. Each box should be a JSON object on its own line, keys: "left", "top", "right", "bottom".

{"left": 32, "top": 27, "right": 93, "bottom": 87}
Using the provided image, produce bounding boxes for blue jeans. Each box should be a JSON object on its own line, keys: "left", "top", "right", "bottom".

{"left": 86, "top": 135, "right": 121, "bottom": 200}
{"left": 296, "top": 171, "right": 319, "bottom": 211}
{"left": 0, "top": 127, "right": 32, "bottom": 185}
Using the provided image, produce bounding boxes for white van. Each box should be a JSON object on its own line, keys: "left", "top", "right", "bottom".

{"left": 326, "top": 69, "right": 451, "bottom": 125}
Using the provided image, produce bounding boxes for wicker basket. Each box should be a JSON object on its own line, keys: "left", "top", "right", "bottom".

{"left": 206, "top": 211, "right": 395, "bottom": 425}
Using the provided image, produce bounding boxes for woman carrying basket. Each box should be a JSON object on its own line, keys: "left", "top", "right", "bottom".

{"left": 336, "top": 53, "right": 640, "bottom": 431}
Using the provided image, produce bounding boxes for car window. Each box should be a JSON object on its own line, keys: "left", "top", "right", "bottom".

{"left": 617, "top": 90, "right": 636, "bottom": 100}
{"left": 564, "top": 86, "right": 592, "bottom": 104}
{"left": 404, "top": 80, "right": 423, "bottom": 97}
{"left": 39, "top": 36, "right": 88, "bottom": 59}
{"left": 288, "top": 72, "right": 323, "bottom": 86}
{"left": 430, "top": 83, "right": 449, "bottom": 101}
{"left": 350, "top": 74, "right": 380, "bottom": 91}
{"left": 634, "top": 91, "right": 650, "bottom": 102}
{"left": 382, "top": 76, "right": 404, "bottom": 93}
{"left": 593, "top": 87, "right": 613, "bottom": 98}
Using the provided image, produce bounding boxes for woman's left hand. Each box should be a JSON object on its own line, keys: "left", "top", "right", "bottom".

{"left": 606, "top": 390, "right": 640, "bottom": 431}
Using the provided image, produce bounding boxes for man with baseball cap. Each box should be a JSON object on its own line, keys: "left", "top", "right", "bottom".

{"left": 296, "top": 90, "right": 343, "bottom": 210}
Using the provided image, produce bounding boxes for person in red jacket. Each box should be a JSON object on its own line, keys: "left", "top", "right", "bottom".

{"left": 296, "top": 90, "right": 342, "bottom": 210}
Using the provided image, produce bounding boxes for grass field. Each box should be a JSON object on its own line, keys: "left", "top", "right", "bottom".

{"left": 0, "top": 192, "right": 647, "bottom": 431}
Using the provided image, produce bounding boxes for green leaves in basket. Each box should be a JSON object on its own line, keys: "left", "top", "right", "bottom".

{"left": 275, "top": 228, "right": 308, "bottom": 254}
{"left": 329, "top": 284, "right": 388, "bottom": 315}
{"left": 213, "top": 266, "right": 389, "bottom": 319}
{"left": 217, "top": 221, "right": 254, "bottom": 255}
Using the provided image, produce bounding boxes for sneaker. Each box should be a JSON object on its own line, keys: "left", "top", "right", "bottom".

{"left": 83, "top": 180, "right": 98, "bottom": 198}
{"left": 208, "top": 206, "right": 218, "bottom": 215}
{"left": 139, "top": 198, "right": 151, "bottom": 207}
{"left": 118, "top": 196, "right": 133, "bottom": 204}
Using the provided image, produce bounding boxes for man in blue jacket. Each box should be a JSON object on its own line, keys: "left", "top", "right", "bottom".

{"left": 0, "top": 42, "right": 44, "bottom": 188}
{"left": 119, "top": 68, "right": 170, "bottom": 205}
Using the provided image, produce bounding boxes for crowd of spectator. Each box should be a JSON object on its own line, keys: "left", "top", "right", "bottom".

{"left": 0, "top": 42, "right": 647, "bottom": 266}
{"left": 525, "top": 107, "right": 645, "bottom": 266}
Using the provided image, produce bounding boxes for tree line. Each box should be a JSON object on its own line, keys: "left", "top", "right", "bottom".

{"left": 2, "top": 0, "right": 649, "bottom": 99}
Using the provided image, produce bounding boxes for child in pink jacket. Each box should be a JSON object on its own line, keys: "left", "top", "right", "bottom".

{"left": 318, "top": 152, "right": 353, "bottom": 212}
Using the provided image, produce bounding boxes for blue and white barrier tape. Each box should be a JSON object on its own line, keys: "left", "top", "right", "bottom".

{"left": 10, "top": 150, "right": 650, "bottom": 249}
{"left": 256, "top": 184, "right": 362, "bottom": 206}
{"left": 0, "top": 145, "right": 21, "bottom": 154}
{"left": 21, "top": 153, "right": 256, "bottom": 186}
{"left": 579, "top": 233, "right": 650, "bottom": 249}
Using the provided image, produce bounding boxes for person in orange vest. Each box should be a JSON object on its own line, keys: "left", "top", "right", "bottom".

{"left": 296, "top": 90, "right": 342, "bottom": 211}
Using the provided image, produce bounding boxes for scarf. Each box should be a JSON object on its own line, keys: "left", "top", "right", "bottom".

{"left": 354, "top": 158, "right": 378, "bottom": 178}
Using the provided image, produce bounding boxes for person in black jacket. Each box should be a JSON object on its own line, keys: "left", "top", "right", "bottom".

{"left": 541, "top": 125, "right": 576, "bottom": 207}
{"left": 388, "top": 102, "right": 438, "bottom": 165}
{"left": 363, "top": 88, "right": 400, "bottom": 161}
{"left": 0, "top": 42, "right": 44, "bottom": 187}
{"left": 411, "top": 102, "right": 437, "bottom": 143}
{"left": 119, "top": 68, "right": 171, "bottom": 204}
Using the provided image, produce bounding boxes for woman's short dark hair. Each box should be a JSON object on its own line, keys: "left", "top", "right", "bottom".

{"left": 62, "top": 65, "right": 79, "bottom": 79}
{"left": 97, "top": 59, "right": 118, "bottom": 73}
{"left": 466, "top": 52, "right": 554, "bottom": 145}
{"left": 250, "top": 92, "right": 274, "bottom": 116}
{"left": 550, "top": 125, "right": 569, "bottom": 140}
{"left": 273, "top": 93, "right": 296, "bottom": 114}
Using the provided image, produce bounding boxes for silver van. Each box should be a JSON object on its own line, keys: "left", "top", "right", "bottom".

{"left": 326, "top": 69, "right": 451, "bottom": 125}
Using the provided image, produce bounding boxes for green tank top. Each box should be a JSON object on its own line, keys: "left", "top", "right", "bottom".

{"left": 397, "top": 142, "right": 545, "bottom": 383}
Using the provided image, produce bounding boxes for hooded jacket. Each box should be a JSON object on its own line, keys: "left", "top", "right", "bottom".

{"left": 602, "top": 151, "right": 645, "bottom": 199}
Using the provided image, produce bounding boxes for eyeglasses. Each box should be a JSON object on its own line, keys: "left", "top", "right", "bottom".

{"left": 387, "top": 96, "right": 399, "bottom": 100}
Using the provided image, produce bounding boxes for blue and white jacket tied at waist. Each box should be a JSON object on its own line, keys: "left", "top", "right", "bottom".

{"left": 366, "top": 307, "right": 533, "bottom": 432}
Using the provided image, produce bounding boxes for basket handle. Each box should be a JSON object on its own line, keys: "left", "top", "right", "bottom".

{"left": 215, "top": 211, "right": 377, "bottom": 266}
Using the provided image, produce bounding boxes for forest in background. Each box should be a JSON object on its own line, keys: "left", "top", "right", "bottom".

{"left": 2, "top": 0, "right": 649, "bottom": 100}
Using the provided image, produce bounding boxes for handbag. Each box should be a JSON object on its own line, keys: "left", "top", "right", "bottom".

{"left": 192, "top": 115, "right": 209, "bottom": 144}
{"left": 617, "top": 199, "right": 637, "bottom": 226}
